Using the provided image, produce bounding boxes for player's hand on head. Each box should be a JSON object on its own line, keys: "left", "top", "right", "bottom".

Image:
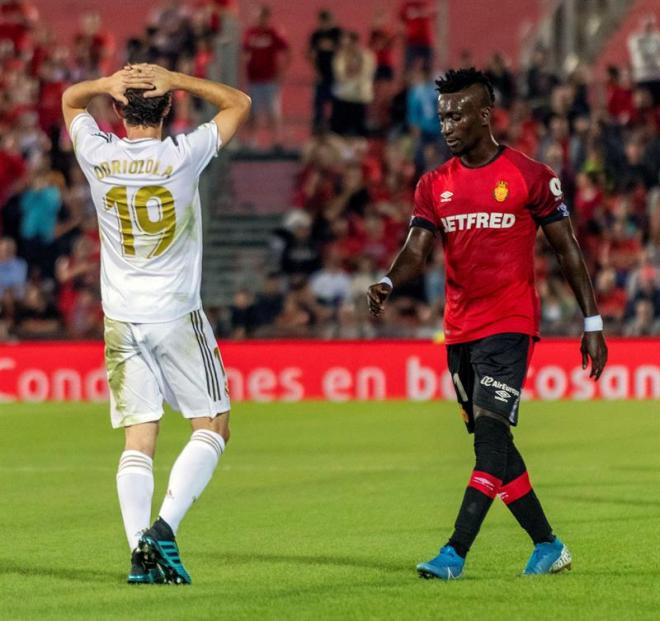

{"left": 580, "top": 331, "right": 608, "bottom": 381}
{"left": 106, "top": 67, "right": 155, "bottom": 105}
{"left": 367, "top": 282, "right": 392, "bottom": 318}
{"left": 139, "top": 64, "right": 174, "bottom": 98}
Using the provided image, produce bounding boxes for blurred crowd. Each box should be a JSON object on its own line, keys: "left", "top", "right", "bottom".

{"left": 226, "top": 6, "right": 660, "bottom": 340}
{"left": 1, "top": 0, "right": 659, "bottom": 341}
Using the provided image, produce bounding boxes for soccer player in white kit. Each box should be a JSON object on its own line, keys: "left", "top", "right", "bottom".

{"left": 61, "top": 64, "right": 251, "bottom": 584}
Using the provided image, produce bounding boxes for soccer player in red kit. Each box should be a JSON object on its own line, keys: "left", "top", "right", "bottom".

{"left": 368, "top": 68, "right": 608, "bottom": 579}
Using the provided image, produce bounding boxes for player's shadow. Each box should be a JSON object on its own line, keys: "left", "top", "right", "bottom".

{"left": 199, "top": 551, "right": 410, "bottom": 574}
{"left": 0, "top": 559, "right": 121, "bottom": 583}
{"left": 550, "top": 494, "right": 660, "bottom": 508}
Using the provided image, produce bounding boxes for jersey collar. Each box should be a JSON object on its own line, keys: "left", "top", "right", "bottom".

{"left": 458, "top": 144, "right": 506, "bottom": 169}
{"left": 122, "top": 137, "right": 160, "bottom": 143}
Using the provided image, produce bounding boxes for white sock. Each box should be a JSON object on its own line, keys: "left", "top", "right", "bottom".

{"left": 159, "top": 430, "right": 225, "bottom": 534}
{"left": 116, "top": 450, "right": 154, "bottom": 550}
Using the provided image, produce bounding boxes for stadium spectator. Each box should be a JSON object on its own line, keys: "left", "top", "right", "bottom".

{"left": 331, "top": 32, "right": 375, "bottom": 137}
{"left": 625, "top": 258, "right": 660, "bottom": 317}
{"left": 252, "top": 271, "right": 285, "bottom": 329}
{"left": 627, "top": 14, "right": 660, "bottom": 104}
{"left": 485, "top": 52, "right": 516, "bottom": 109}
{"left": 242, "top": 5, "right": 291, "bottom": 149}
{"left": 623, "top": 299, "right": 659, "bottom": 336}
{"left": 398, "top": 0, "right": 435, "bottom": 71}
{"left": 308, "top": 9, "right": 342, "bottom": 131}
{"left": 606, "top": 65, "right": 634, "bottom": 125}
{"left": 273, "top": 275, "right": 332, "bottom": 338}
{"left": 19, "top": 170, "right": 64, "bottom": 277}
{"left": 595, "top": 267, "right": 627, "bottom": 330}
{"left": 55, "top": 235, "right": 99, "bottom": 331}
{"left": 368, "top": 15, "right": 397, "bottom": 130}
{"left": 309, "top": 248, "right": 352, "bottom": 307}
{"left": 0, "top": 236, "right": 27, "bottom": 298}
{"left": 276, "top": 210, "right": 322, "bottom": 276}
{"left": 73, "top": 11, "right": 115, "bottom": 77}
{"left": 406, "top": 62, "right": 442, "bottom": 170}
{"left": 13, "top": 281, "right": 60, "bottom": 339}
{"left": 229, "top": 288, "right": 257, "bottom": 339}
{"left": 0, "top": 133, "right": 27, "bottom": 215}
{"left": 524, "top": 46, "right": 559, "bottom": 119}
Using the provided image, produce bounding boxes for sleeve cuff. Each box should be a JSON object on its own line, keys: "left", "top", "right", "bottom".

{"left": 410, "top": 216, "right": 437, "bottom": 234}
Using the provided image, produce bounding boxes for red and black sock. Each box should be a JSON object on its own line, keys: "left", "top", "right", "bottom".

{"left": 447, "top": 416, "right": 509, "bottom": 558}
{"left": 499, "top": 437, "right": 554, "bottom": 544}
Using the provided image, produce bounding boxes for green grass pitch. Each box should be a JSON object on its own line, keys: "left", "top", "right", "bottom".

{"left": 1, "top": 400, "right": 658, "bottom": 620}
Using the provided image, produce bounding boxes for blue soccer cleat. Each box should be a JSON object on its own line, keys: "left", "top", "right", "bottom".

{"left": 416, "top": 545, "right": 465, "bottom": 580}
{"left": 127, "top": 548, "right": 164, "bottom": 584}
{"left": 523, "top": 538, "right": 572, "bottom": 575}
{"left": 139, "top": 518, "right": 192, "bottom": 585}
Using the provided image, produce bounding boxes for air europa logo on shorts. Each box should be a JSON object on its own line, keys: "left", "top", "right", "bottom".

{"left": 440, "top": 212, "right": 516, "bottom": 233}
{"left": 480, "top": 376, "right": 520, "bottom": 402}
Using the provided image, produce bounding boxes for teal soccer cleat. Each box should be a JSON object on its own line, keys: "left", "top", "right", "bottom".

{"left": 416, "top": 545, "right": 465, "bottom": 580}
{"left": 523, "top": 538, "right": 572, "bottom": 575}
{"left": 138, "top": 518, "right": 192, "bottom": 585}
{"left": 127, "top": 548, "right": 164, "bottom": 584}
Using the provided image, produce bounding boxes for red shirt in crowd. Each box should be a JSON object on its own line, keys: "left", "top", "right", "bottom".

{"left": 399, "top": 1, "right": 433, "bottom": 46}
{"left": 412, "top": 146, "right": 568, "bottom": 344}
{"left": 606, "top": 83, "right": 633, "bottom": 124}
{"left": 0, "top": 149, "right": 26, "bottom": 207}
{"left": 243, "top": 26, "right": 289, "bottom": 83}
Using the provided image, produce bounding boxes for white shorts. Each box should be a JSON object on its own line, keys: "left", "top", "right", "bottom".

{"left": 104, "top": 309, "right": 230, "bottom": 429}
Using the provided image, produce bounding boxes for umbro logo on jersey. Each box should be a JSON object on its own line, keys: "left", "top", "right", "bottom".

{"left": 494, "top": 390, "right": 511, "bottom": 402}
{"left": 440, "top": 191, "right": 453, "bottom": 202}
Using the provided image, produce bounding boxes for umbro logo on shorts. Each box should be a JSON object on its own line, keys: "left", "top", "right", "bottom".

{"left": 480, "top": 375, "right": 520, "bottom": 402}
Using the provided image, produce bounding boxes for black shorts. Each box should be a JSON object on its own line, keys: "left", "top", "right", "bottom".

{"left": 447, "top": 333, "right": 535, "bottom": 433}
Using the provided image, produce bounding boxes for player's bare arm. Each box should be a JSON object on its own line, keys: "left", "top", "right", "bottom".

{"left": 542, "top": 218, "right": 608, "bottom": 380}
{"left": 138, "top": 64, "right": 251, "bottom": 145}
{"left": 61, "top": 69, "right": 154, "bottom": 131}
{"left": 367, "top": 227, "right": 435, "bottom": 317}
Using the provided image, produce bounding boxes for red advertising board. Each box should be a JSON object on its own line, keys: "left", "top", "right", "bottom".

{"left": 0, "top": 339, "right": 658, "bottom": 403}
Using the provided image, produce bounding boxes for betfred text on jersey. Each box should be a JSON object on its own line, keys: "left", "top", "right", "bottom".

{"left": 440, "top": 212, "right": 515, "bottom": 233}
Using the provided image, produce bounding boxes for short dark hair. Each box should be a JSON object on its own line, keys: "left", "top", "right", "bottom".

{"left": 435, "top": 67, "right": 495, "bottom": 106}
{"left": 117, "top": 89, "right": 171, "bottom": 127}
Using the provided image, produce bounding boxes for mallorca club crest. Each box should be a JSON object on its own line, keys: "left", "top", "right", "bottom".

{"left": 493, "top": 180, "right": 509, "bottom": 202}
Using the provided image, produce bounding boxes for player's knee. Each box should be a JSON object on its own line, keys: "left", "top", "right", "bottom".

{"left": 123, "top": 422, "right": 158, "bottom": 457}
{"left": 220, "top": 426, "right": 230, "bottom": 445}
{"left": 192, "top": 412, "right": 230, "bottom": 443}
{"left": 213, "top": 414, "right": 230, "bottom": 444}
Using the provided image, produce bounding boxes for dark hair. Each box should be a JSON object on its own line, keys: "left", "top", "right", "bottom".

{"left": 435, "top": 67, "right": 495, "bottom": 106}
{"left": 117, "top": 88, "right": 171, "bottom": 127}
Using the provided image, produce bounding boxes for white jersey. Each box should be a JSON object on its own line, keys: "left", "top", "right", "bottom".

{"left": 70, "top": 112, "right": 222, "bottom": 323}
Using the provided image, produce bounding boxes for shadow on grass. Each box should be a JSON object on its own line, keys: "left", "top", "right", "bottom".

{"left": 551, "top": 494, "right": 660, "bottom": 508}
{"left": 196, "top": 551, "right": 411, "bottom": 574}
{"left": 0, "top": 559, "right": 121, "bottom": 583}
